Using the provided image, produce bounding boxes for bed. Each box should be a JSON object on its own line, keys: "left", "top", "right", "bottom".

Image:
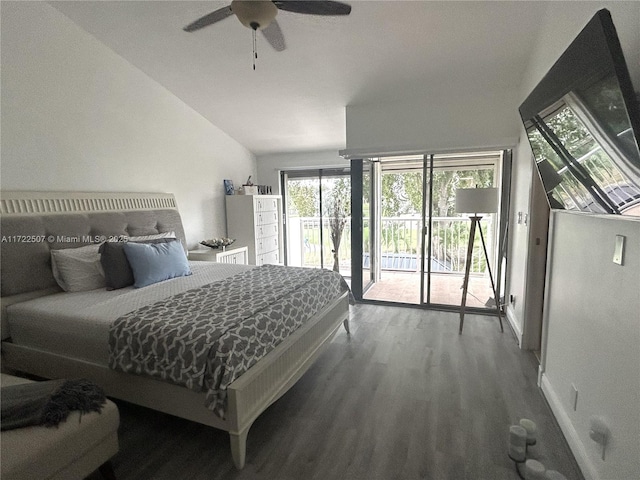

{"left": 0, "top": 191, "right": 350, "bottom": 469}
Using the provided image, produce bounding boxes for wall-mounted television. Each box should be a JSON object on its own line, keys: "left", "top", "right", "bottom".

{"left": 519, "top": 9, "right": 640, "bottom": 216}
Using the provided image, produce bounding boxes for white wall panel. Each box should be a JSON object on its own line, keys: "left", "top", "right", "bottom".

{"left": 0, "top": 2, "right": 256, "bottom": 248}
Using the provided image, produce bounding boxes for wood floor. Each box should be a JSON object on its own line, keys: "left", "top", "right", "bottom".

{"left": 87, "top": 305, "right": 583, "bottom": 480}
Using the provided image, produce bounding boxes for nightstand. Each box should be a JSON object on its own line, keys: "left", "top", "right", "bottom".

{"left": 188, "top": 245, "right": 249, "bottom": 265}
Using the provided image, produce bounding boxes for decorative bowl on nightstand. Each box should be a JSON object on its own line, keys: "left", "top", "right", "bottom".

{"left": 200, "top": 238, "right": 235, "bottom": 250}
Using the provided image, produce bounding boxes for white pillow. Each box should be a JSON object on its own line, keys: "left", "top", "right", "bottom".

{"left": 51, "top": 244, "right": 106, "bottom": 292}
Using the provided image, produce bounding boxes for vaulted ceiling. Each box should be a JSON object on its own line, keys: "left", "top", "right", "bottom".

{"left": 51, "top": 1, "right": 546, "bottom": 156}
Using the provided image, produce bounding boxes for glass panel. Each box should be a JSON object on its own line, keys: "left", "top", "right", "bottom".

{"left": 428, "top": 161, "right": 496, "bottom": 308}
{"left": 284, "top": 178, "right": 321, "bottom": 268}
{"left": 364, "top": 158, "right": 423, "bottom": 304}
{"left": 321, "top": 175, "right": 351, "bottom": 275}
{"left": 284, "top": 171, "right": 351, "bottom": 275}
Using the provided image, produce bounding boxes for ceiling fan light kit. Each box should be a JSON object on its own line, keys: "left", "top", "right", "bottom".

{"left": 231, "top": 0, "right": 278, "bottom": 31}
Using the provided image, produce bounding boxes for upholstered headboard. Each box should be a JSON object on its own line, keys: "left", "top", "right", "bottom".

{"left": 0, "top": 192, "right": 187, "bottom": 338}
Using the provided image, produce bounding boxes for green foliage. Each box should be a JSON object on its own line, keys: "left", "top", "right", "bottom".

{"left": 287, "top": 176, "right": 351, "bottom": 271}
{"left": 287, "top": 180, "right": 318, "bottom": 217}
{"left": 286, "top": 165, "right": 496, "bottom": 275}
{"left": 380, "top": 169, "right": 493, "bottom": 218}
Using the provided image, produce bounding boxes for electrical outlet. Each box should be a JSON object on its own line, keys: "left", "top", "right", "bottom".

{"left": 570, "top": 384, "right": 578, "bottom": 411}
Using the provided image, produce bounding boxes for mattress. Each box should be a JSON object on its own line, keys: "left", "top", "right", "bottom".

{"left": 6, "top": 262, "right": 253, "bottom": 366}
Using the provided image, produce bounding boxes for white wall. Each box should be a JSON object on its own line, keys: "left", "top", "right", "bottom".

{"left": 343, "top": 89, "right": 520, "bottom": 156}
{"left": 507, "top": 2, "right": 640, "bottom": 479}
{"left": 541, "top": 213, "right": 640, "bottom": 480}
{"left": 0, "top": 2, "right": 256, "bottom": 248}
{"left": 257, "top": 150, "right": 348, "bottom": 195}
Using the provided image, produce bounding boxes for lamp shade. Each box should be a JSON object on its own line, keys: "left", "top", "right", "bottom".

{"left": 455, "top": 188, "right": 499, "bottom": 214}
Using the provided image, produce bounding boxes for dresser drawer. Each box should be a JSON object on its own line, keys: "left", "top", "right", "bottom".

{"left": 256, "top": 249, "right": 280, "bottom": 266}
{"left": 256, "top": 223, "right": 278, "bottom": 239}
{"left": 256, "top": 235, "right": 279, "bottom": 255}
{"left": 255, "top": 210, "right": 279, "bottom": 226}
{"left": 255, "top": 197, "right": 278, "bottom": 213}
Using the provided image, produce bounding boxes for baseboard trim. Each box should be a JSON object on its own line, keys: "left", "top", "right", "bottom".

{"left": 505, "top": 306, "right": 523, "bottom": 347}
{"left": 540, "top": 373, "right": 595, "bottom": 480}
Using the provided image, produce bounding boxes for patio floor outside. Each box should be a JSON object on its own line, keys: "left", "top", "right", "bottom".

{"left": 362, "top": 270, "right": 495, "bottom": 308}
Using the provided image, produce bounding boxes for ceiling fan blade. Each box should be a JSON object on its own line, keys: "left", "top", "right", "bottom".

{"left": 262, "top": 20, "right": 286, "bottom": 52}
{"left": 183, "top": 5, "right": 234, "bottom": 32}
{"left": 273, "top": 1, "right": 351, "bottom": 16}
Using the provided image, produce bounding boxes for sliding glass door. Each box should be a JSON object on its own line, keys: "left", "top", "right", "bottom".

{"left": 422, "top": 153, "right": 501, "bottom": 308}
{"left": 376, "top": 156, "right": 424, "bottom": 304}
{"left": 351, "top": 151, "right": 508, "bottom": 311}
{"left": 281, "top": 168, "right": 351, "bottom": 277}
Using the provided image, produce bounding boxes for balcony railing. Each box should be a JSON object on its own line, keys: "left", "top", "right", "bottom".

{"left": 286, "top": 215, "right": 495, "bottom": 276}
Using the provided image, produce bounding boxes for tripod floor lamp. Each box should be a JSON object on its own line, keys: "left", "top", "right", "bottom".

{"left": 455, "top": 187, "right": 504, "bottom": 334}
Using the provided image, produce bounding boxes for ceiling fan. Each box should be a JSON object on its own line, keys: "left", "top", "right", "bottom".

{"left": 183, "top": 1, "right": 352, "bottom": 55}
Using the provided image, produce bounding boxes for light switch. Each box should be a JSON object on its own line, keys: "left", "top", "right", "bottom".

{"left": 613, "top": 235, "right": 625, "bottom": 265}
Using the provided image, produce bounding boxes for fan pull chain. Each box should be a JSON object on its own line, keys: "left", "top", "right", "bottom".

{"left": 252, "top": 28, "right": 257, "bottom": 70}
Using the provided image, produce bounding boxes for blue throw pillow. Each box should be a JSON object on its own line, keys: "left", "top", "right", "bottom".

{"left": 99, "top": 238, "right": 175, "bottom": 290}
{"left": 123, "top": 240, "right": 191, "bottom": 288}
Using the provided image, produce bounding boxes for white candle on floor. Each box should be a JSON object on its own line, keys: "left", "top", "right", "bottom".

{"left": 520, "top": 418, "right": 537, "bottom": 445}
{"left": 508, "top": 425, "right": 527, "bottom": 462}
{"left": 509, "top": 444, "right": 526, "bottom": 462}
{"left": 525, "top": 459, "right": 546, "bottom": 479}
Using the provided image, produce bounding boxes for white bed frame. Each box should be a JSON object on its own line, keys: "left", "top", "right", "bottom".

{"left": 0, "top": 191, "right": 350, "bottom": 469}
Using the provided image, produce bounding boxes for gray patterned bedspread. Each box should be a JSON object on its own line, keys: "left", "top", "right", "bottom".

{"left": 108, "top": 265, "right": 349, "bottom": 418}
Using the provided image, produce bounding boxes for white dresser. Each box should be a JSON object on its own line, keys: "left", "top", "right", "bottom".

{"left": 225, "top": 195, "right": 283, "bottom": 266}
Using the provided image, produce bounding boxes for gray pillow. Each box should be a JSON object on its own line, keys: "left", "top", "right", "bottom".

{"left": 99, "top": 238, "right": 174, "bottom": 290}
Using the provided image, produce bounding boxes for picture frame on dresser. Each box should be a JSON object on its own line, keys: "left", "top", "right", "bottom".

{"left": 224, "top": 179, "right": 234, "bottom": 195}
